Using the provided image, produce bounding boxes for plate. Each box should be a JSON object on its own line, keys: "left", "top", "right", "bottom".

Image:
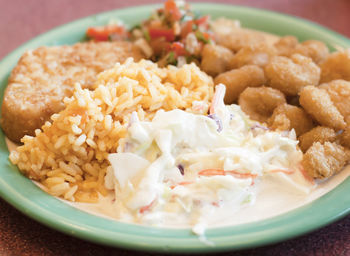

{"left": 0, "top": 3, "right": 350, "bottom": 253}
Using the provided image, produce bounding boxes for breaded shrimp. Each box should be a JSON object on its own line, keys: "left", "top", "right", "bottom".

{"left": 238, "top": 86, "right": 286, "bottom": 123}
{"left": 268, "top": 103, "right": 314, "bottom": 137}
{"left": 212, "top": 18, "right": 267, "bottom": 52}
{"left": 214, "top": 65, "right": 266, "bottom": 104}
{"left": 274, "top": 36, "right": 298, "bottom": 56}
{"left": 200, "top": 44, "right": 234, "bottom": 77}
{"left": 265, "top": 54, "right": 320, "bottom": 96}
{"left": 298, "top": 126, "right": 337, "bottom": 152}
{"left": 339, "top": 122, "right": 350, "bottom": 148}
{"left": 299, "top": 86, "right": 346, "bottom": 130}
{"left": 302, "top": 141, "right": 349, "bottom": 179}
{"left": 319, "top": 79, "right": 350, "bottom": 118}
{"left": 320, "top": 49, "right": 350, "bottom": 83}
{"left": 228, "top": 43, "right": 277, "bottom": 69}
{"left": 292, "top": 40, "right": 329, "bottom": 64}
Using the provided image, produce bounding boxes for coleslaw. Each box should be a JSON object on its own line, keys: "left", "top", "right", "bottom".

{"left": 104, "top": 84, "right": 314, "bottom": 234}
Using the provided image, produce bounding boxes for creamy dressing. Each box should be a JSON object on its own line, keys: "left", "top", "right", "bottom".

{"left": 53, "top": 165, "right": 350, "bottom": 228}
{"left": 6, "top": 88, "right": 350, "bottom": 235}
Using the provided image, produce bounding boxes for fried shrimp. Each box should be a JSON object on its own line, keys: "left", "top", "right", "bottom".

{"left": 292, "top": 40, "right": 329, "bottom": 64}
{"left": 339, "top": 116, "right": 350, "bottom": 148}
{"left": 299, "top": 86, "right": 346, "bottom": 130}
{"left": 211, "top": 18, "right": 267, "bottom": 52}
{"left": 319, "top": 80, "right": 350, "bottom": 119}
{"left": 214, "top": 65, "right": 266, "bottom": 104}
{"left": 302, "top": 142, "right": 349, "bottom": 179}
{"left": 274, "top": 36, "right": 298, "bottom": 56}
{"left": 298, "top": 126, "right": 337, "bottom": 152}
{"left": 339, "top": 127, "right": 350, "bottom": 148}
{"left": 238, "top": 86, "right": 286, "bottom": 123}
{"left": 265, "top": 54, "right": 321, "bottom": 96}
{"left": 268, "top": 103, "right": 314, "bottom": 137}
{"left": 320, "top": 49, "right": 350, "bottom": 83}
{"left": 200, "top": 44, "right": 234, "bottom": 77}
{"left": 229, "top": 43, "right": 277, "bottom": 69}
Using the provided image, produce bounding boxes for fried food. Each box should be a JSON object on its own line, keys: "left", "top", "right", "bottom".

{"left": 319, "top": 79, "right": 350, "bottom": 119}
{"left": 1, "top": 41, "right": 144, "bottom": 143}
{"left": 268, "top": 103, "right": 314, "bottom": 137}
{"left": 265, "top": 54, "right": 320, "bottom": 96}
{"left": 320, "top": 49, "right": 350, "bottom": 83}
{"left": 292, "top": 40, "right": 329, "bottom": 64}
{"left": 238, "top": 86, "right": 286, "bottom": 123}
{"left": 299, "top": 85, "right": 346, "bottom": 130}
{"left": 302, "top": 142, "right": 349, "bottom": 179}
{"left": 229, "top": 43, "right": 277, "bottom": 69}
{"left": 200, "top": 44, "right": 234, "bottom": 77}
{"left": 339, "top": 116, "right": 350, "bottom": 148}
{"left": 212, "top": 18, "right": 267, "bottom": 52}
{"left": 214, "top": 65, "right": 266, "bottom": 104}
{"left": 274, "top": 36, "right": 298, "bottom": 56}
{"left": 298, "top": 126, "right": 337, "bottom": 152}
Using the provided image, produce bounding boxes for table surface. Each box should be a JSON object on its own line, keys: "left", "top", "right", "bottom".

{"left": 1, "top": 0, "right": 350, "bottom": 255}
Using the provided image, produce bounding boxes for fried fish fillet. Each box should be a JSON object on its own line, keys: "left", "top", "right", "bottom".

{"left": 1, "top": 41, "right": 144, "bottom": 143}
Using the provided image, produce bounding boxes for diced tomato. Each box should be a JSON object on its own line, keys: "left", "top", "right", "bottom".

{"left": 195, "top": 15, "right": 209, "bottom": 27}
{"left": 150, "top": 38, "right": 171, "bottom": 56}
{"left": 86, "top": 25, "right": 126, "bottom": 41}
{"left": 181, "top": 20, "right": 194, "bottom": 38}
{"left": 149, "top": 28, "right": 175, "bottom": 42}
{"left": 164, "top": 0, "right": 182, "bottom": 21}
{"left": 170, "top": 42, "right": 186, "bottom": 57}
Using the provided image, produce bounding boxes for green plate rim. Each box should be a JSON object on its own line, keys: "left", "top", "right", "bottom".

{"left": 0, "top": 3, "right": 350, "bottom": 253}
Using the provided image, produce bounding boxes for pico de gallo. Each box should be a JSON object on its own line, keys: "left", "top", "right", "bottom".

{"left": 86, "top": 0, "right": 214, "bottom": 66}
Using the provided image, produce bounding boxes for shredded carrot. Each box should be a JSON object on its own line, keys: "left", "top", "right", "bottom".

{"left": 269, "top": 169, "right": 295, "bottom": 175}
{"left": 170, "top": 181, "right": 194, "bottom": 189}
{"left": 209, "top": 84, "right": 226, "bottom": 115}
{"left": 225, "top": 170, "right": 258, "bottom": 179}
{"left": 198, "top": 169, "right": 225, "bottom": 176}
{"left": 198, "top": 168, "right": 257, "bottom": 182}
{"left": 139, "top": 198, "right": 156, "bottom": 214}
{"left": 299, "top": 165, "right": 315, "bottom": 185}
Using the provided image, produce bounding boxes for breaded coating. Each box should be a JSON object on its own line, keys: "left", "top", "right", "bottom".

{"left": 299, "top": 86, "right": 346, "bottom": 130}
{"left": 211, "top": 17, "right": 241, "bottom": 37}
{"left": 229, "top": 43, "right": 277, "bottom": 69}
{"left": 292, "top": 40, "right": 329, "bottom": 64}
{"left": 1, "top": 41, "right": 144, "bottom": 143}
{"left": 238, "top": 86, "right": 286, "bottom": 123}
{"left": 319, "top": 79, "right": 350, "bottom": 119}
{"left": 268, "top": 103, "right": 314, "bottom": 137}
{"left": 214, "top": 65, "right": 266, "bottom": 104}
{"left": 320, "top": 49, "right": 350, "bottom": 83}
{"left": 215, "top": 31, "right": 266, "bottom": 52}
{"left": 265, "top": 54, "right": 320, "bottom": 96}
{"left": 200, "top": 44, "right": 234, "bottom": 77}
{"left": 212, "top": 19, "right": 267, "bottom": 52}
{"left": 302, "top": 142, "right": 349, "bottom": 179}
{"left": 274, "top": 36, "right": 298, "bottom": 56}
{"left": 339, "top": 119, "right": 350, "bottom": 148}
{"left": 298, "top": 126, "right": 337, "bottom": 152}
